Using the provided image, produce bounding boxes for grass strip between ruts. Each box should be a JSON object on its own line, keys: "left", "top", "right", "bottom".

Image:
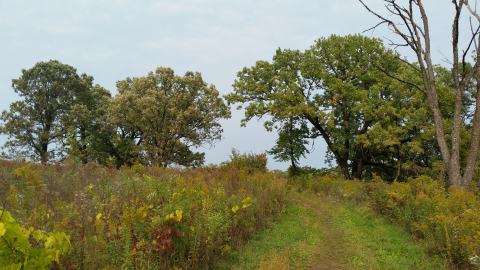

{"left": 213, "top": 201, "right": 322, "bottom": 269}
{"left": 214, "top": 191, "right": 450, "bottom": 270}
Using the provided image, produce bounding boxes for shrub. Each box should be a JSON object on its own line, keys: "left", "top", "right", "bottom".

{"left": 286, "top": 165, "right": 331, "bottom": 178}
{"left": 220, "top": 149, "right": 267, "bottom": 173}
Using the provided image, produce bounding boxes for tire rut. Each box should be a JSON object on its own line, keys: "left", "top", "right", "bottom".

{"left": 290, "top": 196, "right": 354, "bottom": 270}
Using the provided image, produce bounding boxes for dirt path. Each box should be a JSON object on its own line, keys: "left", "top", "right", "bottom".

{"left": 290, "top": 195, "right": 355, "bottom": 270}
{"left": 220, "top": 192, "right": 446, "bottom": 269}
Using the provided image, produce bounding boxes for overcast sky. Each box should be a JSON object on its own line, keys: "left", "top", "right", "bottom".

{"left": 0, "top": 0, "right": 475, "bottom": 170}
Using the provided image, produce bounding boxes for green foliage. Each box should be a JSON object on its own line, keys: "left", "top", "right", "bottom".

{"left": 0, "top": 60, "right": 86, "bottom": 163}
{"left": 225, "top": 34, "right": 435, "bottom": 180}
{"left": 267, "top": 117, "right": 312, "bottom": 176}
{"left": 62, "top": 74, "right": 115, "bottom": 165}
{"left": 1, "top": 64, "right": 231, "bottom": 169}
{"left": 220, "top": 149, "right": 268, "bottom": 173}
{"left": 108, "top": 67, "right": 231, "bottom": 168}
{"left": 287, "top": 165, "right": 330, "bottom": 178}
{"left": 0, "top": 210, "right": 70, "bottom": 269}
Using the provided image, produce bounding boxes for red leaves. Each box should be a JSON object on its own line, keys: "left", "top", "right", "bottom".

{"left": 151, "top": 223, "right": 184, "bottom": 255}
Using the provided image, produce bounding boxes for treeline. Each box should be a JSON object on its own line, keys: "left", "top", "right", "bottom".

{"left": 2, "top": 33, "right": 480, "bottom": 190}
{"left": 226, "top": 34, "right": 480, "bottom": 187}
{"left": 0, "top": 63, "right": 230, "bottom": 168}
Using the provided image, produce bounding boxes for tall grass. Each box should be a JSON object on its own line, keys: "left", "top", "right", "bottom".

{"left": 0, "top": 160, "right": 288, "bottom": 269}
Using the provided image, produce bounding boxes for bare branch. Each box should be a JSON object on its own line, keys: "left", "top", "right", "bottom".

{"left": 470, "top": 17, "right": 479, "bottom": 51}
{"left": 370, "top": 61, "right": 426, "bottom": 95}
{"left": 362, "top": 21, "right": 390, "bottom": 33}
{"left": 383, "top": 36, "right": 409, "bottom": 49}
{"left": 359, "top": 1, "right": 410, "bottom": 42}
{"left": 436, "top": 49, "right": 454, "bottom": 65}
{"left": 395, "top": 56, "right": 421, "bottom": 73}
{"left": 466, "top": 0, "right": 480, "bottom": 22}
{"left": 462, "top": 23, "right": 480, "bottom": 75}
{"left": 461, "top": 54, "right": 480, "bottom": 88}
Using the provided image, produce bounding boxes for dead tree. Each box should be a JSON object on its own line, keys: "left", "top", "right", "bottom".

{"left": 358, "top": 0, "right": 480, "bottom": 189}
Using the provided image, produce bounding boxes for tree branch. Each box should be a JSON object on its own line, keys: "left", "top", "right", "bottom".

{"left": 370, "top": 61, "right": 426, "bottom": 95}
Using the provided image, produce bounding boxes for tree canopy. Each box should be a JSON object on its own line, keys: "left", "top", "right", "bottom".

{"left": 62, "top": 74, "right": 113, "bottom": 164}
{"left": 226, "top": 34, "right": 436, "bottom": 180}
{"left": 108, "top": 67, "right": 231, "bottom": 168}
{"left": 0, "top": 60, "right": 86, "bottom": 163}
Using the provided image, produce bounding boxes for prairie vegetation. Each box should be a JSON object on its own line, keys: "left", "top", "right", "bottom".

{"left": 3, "top": 2, "right": 480, "bottom": 269}
{"left": 0, "top": 154, "right": 287, "bottom": 269}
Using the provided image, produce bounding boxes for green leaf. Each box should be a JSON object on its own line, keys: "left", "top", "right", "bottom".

{"left": 0, "top": 222, "right": 6, "bottom": 238}
{"left": 44, "top": 235, "right": 54, "bottom": 249}
{"left": 33, "top": 230, "right": 45, "bottom": 242}
{"left": 9, "top": 263, "right": 22, "bottom": 270}
{"left": 0, "top": 211, "right": 15, "bottom": 223}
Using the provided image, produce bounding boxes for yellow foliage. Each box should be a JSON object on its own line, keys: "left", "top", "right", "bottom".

{"left": 14, "top": 163, "right": 44, "bottom": 191}
{"left": 0, "top": 161, "right": 288, "bottom": 269}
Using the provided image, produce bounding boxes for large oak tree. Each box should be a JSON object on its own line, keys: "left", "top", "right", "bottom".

{"left": 226, "top": 35, "right": 434, "bottom": 180}
{"left": 108, "top": 67, "right": 231, "bottom": 168}
{"left": 0, "top": 60, "right": 85, "bottom": 163}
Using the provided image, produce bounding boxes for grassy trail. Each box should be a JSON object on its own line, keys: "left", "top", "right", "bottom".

{"left": 290, "top": 195, "right": 354, "bottom": 270}
{"left": 215, "top": 191, "right": 449, "bottom": 270}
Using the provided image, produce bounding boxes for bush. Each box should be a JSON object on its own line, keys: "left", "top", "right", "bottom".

{"left": 287, "top": 165, "right": 331, "bottom": 178}
{"left": 370, "top": 176, "right": 480, "bottom": 267}
{"left": 220, "top": 149, "right": 267, "bottom": 173}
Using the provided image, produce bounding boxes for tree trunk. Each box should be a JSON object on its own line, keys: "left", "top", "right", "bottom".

{"left": 289, "top": 138, "right": 298, "bottom": 176}
{"left": 41, "top": 142, "right": 48, "bottom": 164}
{"left": 305, "top": 115, "right": 352, "bottom": 180}
{"left": 40, "top": 124, "right": 51, "bottom": 164}
{"left": 351, "top": 159, "right": 363, "bottom": 179}
{"left": 80, "top": 127, "right": 88, "bottom": 164}
{"left": 339, "top": 159, "right": 351, "bottom": 180}
{"left": 291, "top": 158, "right": 297, "bottom": 176}
{"left": 467, "top": 37, "right": 480, "bottom": 190}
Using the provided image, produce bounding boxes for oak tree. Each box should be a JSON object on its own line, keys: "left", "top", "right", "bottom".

{"left": 226, "top": 35, "right": 434, "bottom": 180}
{"left": 0, "top": 60, "right": 84, "bottom": 163}
{"left": 62, "top": 74, "right": 114, "bottom": 164}
{"left": 108, "top": 67, "right": 231, "bottom": 168}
